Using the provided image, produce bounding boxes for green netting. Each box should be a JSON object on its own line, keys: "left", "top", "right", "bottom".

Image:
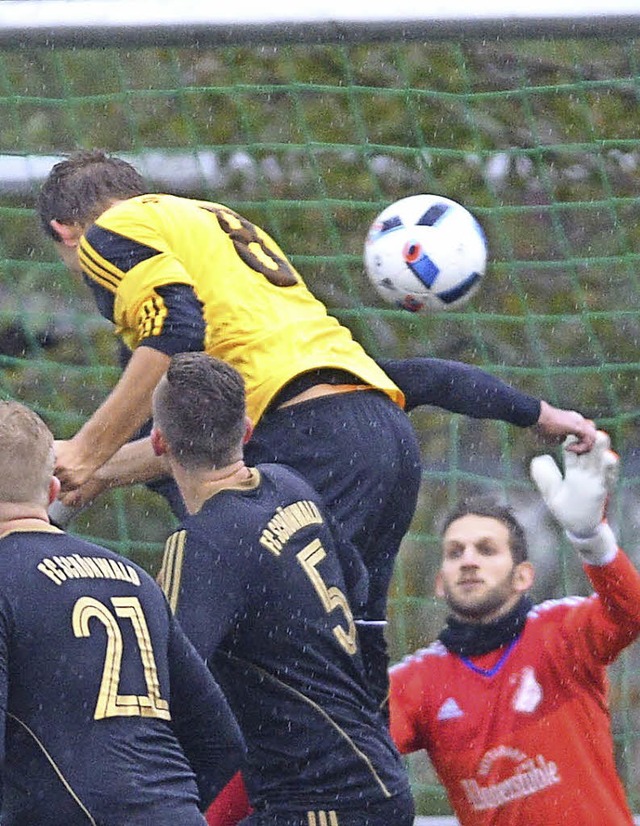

{"left": 1, "top": 38, "right": 639, "bottom": 814}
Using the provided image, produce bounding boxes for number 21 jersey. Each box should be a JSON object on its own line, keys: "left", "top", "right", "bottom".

{"left": 0, "top": 522, "right": 234, "bottom": 826}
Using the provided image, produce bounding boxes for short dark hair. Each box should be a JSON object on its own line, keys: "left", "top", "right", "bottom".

{"left": 37, "top": 149, "right": 147, "bottom": 240}
{"left": 439, "top": 496, "right": 529, "bottom": 564}
{"left": 153, "top": 353, "right": 247, "bottom": 471}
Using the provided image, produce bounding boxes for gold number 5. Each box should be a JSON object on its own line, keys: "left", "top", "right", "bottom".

{"left": 72, "top": 596, "right": 171, "bottom": 721}
{"left": 297, "top": 539, "right": 358, "bottom": 656}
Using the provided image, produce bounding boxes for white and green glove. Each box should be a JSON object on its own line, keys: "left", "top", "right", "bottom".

{"left": 530, "top": 430, "right": 619, "bottom": 565}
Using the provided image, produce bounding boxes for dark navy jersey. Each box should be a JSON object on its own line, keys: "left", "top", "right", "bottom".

{"left": 0, "top": 523, "right": 245, "bottom": 826}
{"left": 161, "top": 464, "right": 411, "bottom": 812}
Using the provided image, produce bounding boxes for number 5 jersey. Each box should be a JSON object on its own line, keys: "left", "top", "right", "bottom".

{"left": 160, "top": 462, "right": 412, "bottom": 815}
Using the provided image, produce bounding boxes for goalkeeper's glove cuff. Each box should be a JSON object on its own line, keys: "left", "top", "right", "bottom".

{"left": 566, "top": 521, "right": 618, "bottom": 566}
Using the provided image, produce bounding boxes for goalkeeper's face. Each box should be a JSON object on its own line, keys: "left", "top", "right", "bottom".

{"left": 437, "top": 514, "right": 534, "bottom": 624}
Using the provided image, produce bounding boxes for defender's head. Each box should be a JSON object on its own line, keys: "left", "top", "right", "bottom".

{"left": 152, "top": 353, "right": 250, "bottom": 472}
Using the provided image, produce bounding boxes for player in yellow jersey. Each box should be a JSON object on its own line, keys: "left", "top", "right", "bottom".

{"left": 38, "top": 150, "right": 596, "bottom": 707}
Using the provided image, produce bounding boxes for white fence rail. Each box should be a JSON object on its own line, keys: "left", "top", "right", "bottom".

{"left": 1, "top": 0, "right": 640, "bottom": 47}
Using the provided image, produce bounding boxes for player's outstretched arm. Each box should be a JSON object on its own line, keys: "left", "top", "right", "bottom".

{"left": 54, "top": 346, "right": 170, "bottom": 493}
{"left": 531, "top": 430, "right": 640, "bottom": 660}
{"left": 49, "top": 436, "right": 170, "bottom": 527}
{"left": 379, "top": 357, "right": 596, "bottom": 453}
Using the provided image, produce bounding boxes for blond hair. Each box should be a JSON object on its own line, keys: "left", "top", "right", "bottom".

{"left": 0, "top": 402, "right": 54, "bottom": 506}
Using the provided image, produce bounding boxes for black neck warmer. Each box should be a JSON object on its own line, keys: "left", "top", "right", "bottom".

{"left": 438, "top": 595, "right": 533, "bottom": 657}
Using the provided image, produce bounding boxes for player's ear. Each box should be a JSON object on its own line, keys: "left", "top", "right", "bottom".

{"left": 242, "top": 416, "right": 254, "bottom": 445}
{"left": 434, "top": 570, "right": 445, "bottom": 599}
{"left": 513, "top": 560, "right": 535, "bottom": 593}
{"left": 48, "top": 476, "right": 61, "bottom": 506}
{"left": 50, "top": 219, "right": 81, "bottom": 248}
{"left": 150, "top": 427, "right": 168, "bottom": 457}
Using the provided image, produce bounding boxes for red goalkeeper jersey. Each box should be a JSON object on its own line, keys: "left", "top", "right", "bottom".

{"left": 389, "top": 549, "right": 640, "bottom": 826}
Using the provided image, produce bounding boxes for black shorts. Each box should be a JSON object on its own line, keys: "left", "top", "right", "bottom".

{"left": 245, "top": 388, "right": 422, "bottom": 622}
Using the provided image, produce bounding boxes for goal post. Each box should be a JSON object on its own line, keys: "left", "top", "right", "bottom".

{"left": 1, "top": 3, "right": 640, "bottom": 815}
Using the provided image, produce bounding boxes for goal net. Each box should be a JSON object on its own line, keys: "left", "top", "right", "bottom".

{"left": 1, "top": 3, "right": 639, "bottom": 815}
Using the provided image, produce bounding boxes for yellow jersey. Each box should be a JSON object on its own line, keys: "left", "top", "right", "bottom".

{"left": 78, "top": 194, "right": 404, "bottom": 423}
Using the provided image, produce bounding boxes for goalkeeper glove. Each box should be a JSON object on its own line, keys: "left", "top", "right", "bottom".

{"left": 530, "top": 430, "right": 619, "bottom": 565}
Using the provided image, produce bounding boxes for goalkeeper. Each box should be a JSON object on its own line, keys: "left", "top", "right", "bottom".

{"left": 389, "top": 431, "right": 640, "bottom": 825}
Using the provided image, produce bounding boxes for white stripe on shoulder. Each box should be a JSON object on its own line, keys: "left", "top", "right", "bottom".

{"left": 528, "top": 595, "right": 588, "bottom": 619}
{"left": 390, "top": 641, "right": 448, "bottom": 672}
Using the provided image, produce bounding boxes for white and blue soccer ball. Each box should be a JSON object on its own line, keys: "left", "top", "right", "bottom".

{"left": 363, "top": 194, "right": 487, "bottom": 313}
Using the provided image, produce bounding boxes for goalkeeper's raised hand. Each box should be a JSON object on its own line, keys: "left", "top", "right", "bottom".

{"left": 530, "top": 430, "right": 619, "bottom": 564}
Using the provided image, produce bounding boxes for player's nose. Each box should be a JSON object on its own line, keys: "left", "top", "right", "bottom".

{"left": 459, "top": 546, "right": 481, "bottom": 566}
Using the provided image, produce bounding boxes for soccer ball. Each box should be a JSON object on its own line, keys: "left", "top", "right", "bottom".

{"left": 363, "top": 194, "right": 487, "bottom": 313}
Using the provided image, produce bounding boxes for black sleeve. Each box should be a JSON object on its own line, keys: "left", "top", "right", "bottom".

{"left": 137, "top": 283, "right": 206, "bottom": 356}
{"left": 168, "top": 614, "right": 246, "bottom": 810}
{"left": 172, "top": 526, "right": 253, "bottom": 664}
{"left": 378, "top": 357, "right": 541, "bottom": 427}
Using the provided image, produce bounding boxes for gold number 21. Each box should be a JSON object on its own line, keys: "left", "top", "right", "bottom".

{"left": 72, "top": 596, "right": 171, "bottom": 721}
